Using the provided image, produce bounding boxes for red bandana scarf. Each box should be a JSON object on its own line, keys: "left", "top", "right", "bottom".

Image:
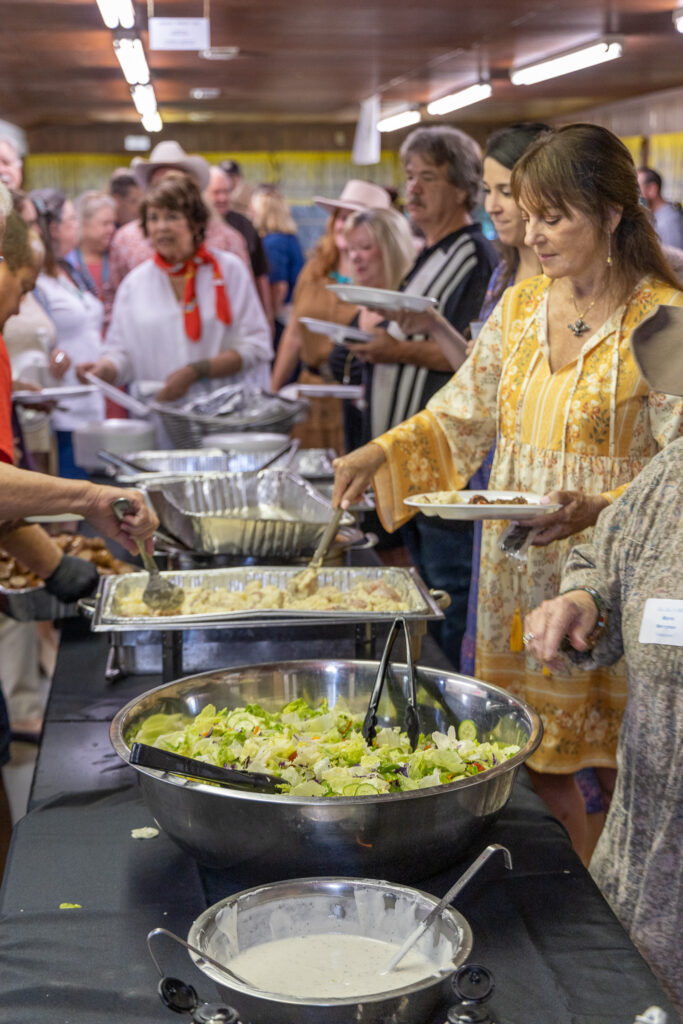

{"left": 154, "top": 243, "right": 232, "bottom": 342}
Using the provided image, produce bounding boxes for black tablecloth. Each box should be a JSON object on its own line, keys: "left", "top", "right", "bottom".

{"left": 0, "top": 618, "right": 678, "bottom": 1024}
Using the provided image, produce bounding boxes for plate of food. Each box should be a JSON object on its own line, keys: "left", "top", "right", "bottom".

{"left": 12, "top": 385, "right": 98, "bottom": 403}
{"left": 326, "top": 284, "right": 439, "bottom": 314}
{"left": 404, "top": 490, "right": 563, "bottom": 521}
{"left": 298, "top": 316, "right": 373, "bottom": 345}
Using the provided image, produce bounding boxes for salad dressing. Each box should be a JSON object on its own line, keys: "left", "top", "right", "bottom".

{"left": 225, "top": 933, "right": 439, "bottom": 998}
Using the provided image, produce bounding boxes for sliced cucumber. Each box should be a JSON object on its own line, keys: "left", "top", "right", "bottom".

{"left": 457, "top": 719, "right": 478, "bottom": 741}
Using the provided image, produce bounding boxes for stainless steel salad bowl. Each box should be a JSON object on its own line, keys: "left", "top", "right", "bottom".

{"left": 187, "top": 876, "right": 474, "bottom": 1024}
{"left": 110, "top": 661, "right": 542, "bottom": 881}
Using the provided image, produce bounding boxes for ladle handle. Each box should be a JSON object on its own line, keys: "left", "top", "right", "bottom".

{"left": 309, "top": 505, "right": 344, "bottom": 569}
{"left": 381, "top": 844, "right": 512, "bottom": 974}
{"left": 111, "top": 497, "right": 152, "bottom": 567}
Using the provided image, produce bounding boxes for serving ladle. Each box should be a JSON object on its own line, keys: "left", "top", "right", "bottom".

{"left": 111, "top": 497, "right": 185, "bottom": 614}
{"left": 380, "top": 844, "right": 512, "bottom": 975}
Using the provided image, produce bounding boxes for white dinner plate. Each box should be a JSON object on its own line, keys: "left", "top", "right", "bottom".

{"left": 12, "top": 385, "right": 98, "bottom": 403}
{"left": 404, "top": 490, "right": 563, "bottom": 521}
{"left": 290, "top": 383, "right": 364, "bottom": 400}
{"left": 326, "top": 284, "right": 439, "bottom": 314}
{"left": 298, "top": 317, "right": 373, "bottom": 345}
{"left": 83, "top": 372, "right": 151, "bottom": 418}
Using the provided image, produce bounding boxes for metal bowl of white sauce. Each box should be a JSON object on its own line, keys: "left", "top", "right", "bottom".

{"left": 188, "top": 876, "right": 473, "bottom": 1024}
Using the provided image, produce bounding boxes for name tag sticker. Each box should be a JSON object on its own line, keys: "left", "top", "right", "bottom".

{"left": 638, "top": 599, "right": 683, "bottom": 646}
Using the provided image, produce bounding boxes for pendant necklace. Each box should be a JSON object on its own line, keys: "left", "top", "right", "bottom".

{"left": 567, "top": 291, "right": 598, "bottom": 337}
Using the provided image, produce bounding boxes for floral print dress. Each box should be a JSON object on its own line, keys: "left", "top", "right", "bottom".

{"left": 561, "top": 438, "right": 683, "bottom": 1016}
{"left": 371, "top": 274, "right": 683, "bottom": 772}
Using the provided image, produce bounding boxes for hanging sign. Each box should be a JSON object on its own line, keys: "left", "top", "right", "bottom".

{"left": 148, "top": 17, "right": 211, "bottom": 51}
{"left": 352, "top": 95, "right": 381, "bottom": 166}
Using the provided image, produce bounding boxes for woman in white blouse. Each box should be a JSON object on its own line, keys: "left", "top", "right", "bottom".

{"left": 80, "top": 173, "right": 272, "bottom": 404}
{"left": 31, "top": 188, "right": 105, "bottom": 477}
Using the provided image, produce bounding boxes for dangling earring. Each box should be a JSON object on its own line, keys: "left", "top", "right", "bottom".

{"left": 606, "top": 231, "right": 613, "bottom": 266}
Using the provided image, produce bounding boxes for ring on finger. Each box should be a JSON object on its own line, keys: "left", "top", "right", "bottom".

{"left": 522, "top": 631, "right": 535, "bottom": 646}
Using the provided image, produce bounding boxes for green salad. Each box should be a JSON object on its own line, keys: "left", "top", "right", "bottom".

{"left": 127, "top": 698, "right": 520, "bottom": 797}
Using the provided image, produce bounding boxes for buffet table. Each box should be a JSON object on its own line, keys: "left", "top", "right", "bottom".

{"left": 0, "top": 617, "right": 678, "bottom": 1024}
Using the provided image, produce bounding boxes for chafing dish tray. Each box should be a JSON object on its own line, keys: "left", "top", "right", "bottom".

{"left": 88, "top": 565, "right": 444, "bottom": 632}
{"left": 141, "top": 469, "right": 355, "bottom": 556}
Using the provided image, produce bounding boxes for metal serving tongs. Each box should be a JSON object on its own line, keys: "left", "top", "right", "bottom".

{"left": 129, "top": 742, "right": 283, "bottom": 792}
{"left": 111, "top": 497, "right": 185, "bottom": 614}
{"left": 380, "top": 844, "right": 512, "bottom": 975}
{"left": 362, "top": 615, "right": 420, "bottom": 751}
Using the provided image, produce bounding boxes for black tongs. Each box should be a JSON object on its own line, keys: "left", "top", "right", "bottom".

{"left": 361, "top": 616, "right": 420, "bottom": 750}
{"left": 129, "top": 742, "right": 282, "bottom": 792}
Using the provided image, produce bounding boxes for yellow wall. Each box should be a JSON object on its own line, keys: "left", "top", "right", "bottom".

{"left": 23, "top": 150, "right": 403, "bottom": 203}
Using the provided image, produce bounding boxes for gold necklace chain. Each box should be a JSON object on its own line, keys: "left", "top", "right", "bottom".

{"left": 567, "top": 288, "right": 599, "bottom": 337}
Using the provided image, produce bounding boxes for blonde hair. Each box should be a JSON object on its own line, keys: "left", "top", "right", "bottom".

{"left": 75, "top": 190, "right": 116, "bottom": 228}
{"left": 344, "top": 207, "right": 415, "bottom": 289}
{"left": 251, "top": 186, "right": 297, "bottom": 236}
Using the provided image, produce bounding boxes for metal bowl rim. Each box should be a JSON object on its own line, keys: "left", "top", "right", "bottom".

{"left": 110, "top": 659, "right": 543, "bottom": 803}
{"left": 187, "top": 874, "right": 474, "bottom": 1006}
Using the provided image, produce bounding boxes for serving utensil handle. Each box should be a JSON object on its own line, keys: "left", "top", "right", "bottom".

{"left": 111, "top": 497, "right": 153, "bottom": 569}
{"left": 362, "top": 616, "right": 420, "bottom": 750}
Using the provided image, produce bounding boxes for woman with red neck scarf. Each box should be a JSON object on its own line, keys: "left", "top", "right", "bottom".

{"left": 80, "top": 173, "right": 271, "bottom": 404}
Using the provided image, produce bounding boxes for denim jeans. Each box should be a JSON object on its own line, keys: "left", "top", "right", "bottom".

{"left": 401, "top": 515, "right": 474, "bottom": 672}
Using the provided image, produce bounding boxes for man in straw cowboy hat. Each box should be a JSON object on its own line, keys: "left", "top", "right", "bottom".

{"left": 523, "top": 303, "right": 683, "bottom": 1015}
{"left": 109, "top": 140, "right": 249, "bottom": 295}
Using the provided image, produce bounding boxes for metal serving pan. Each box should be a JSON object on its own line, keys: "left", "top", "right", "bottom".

{"left": 88, "top": 565, "right": 444, "bottom": 632}
{"left": 141, "top": 469, "right": 355, "bottom": 556}
{"left": 111, "top": 661, "right": 542, "bottom": 879}
{"left": 151, "top": 393, "right": 308, "bottom": 448}
{"left": 110, "top": 448, "right": 241, "bottom": 482}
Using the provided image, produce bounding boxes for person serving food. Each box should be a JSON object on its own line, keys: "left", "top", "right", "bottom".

{"left": 332, "top": 123, "right": 683, "bottom": 861}
{"left": 79, "top": 173, "right": 272, "bottom": 404}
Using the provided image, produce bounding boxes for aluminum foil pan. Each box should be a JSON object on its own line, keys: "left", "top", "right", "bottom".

{"left": 113, "top": 448, "right": 292, "bottom": 483}
{"left": 141, "top": 469, "right": 355, "bottom": 556}
{"left": 151, "top": 392, "right": 308, "bottom": 448}
{"left": 88, "top": 565, "right": 443, "bottom": 632}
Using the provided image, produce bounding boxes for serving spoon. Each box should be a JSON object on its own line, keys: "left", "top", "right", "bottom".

{"left": 287, "top": 504, "right": 344, "bottom": 596}
{"left": 111, "top": 497, "right": 185, "bottom": 614}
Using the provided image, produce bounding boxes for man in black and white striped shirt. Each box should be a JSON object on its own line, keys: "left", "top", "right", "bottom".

{"left": 353, "top": 126, "right": 498, "bottom": 671}
{"left": 365, "top": 127, "right": 498, "bottom": 437}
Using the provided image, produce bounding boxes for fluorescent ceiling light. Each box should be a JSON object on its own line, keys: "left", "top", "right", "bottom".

{"left": 377, "top": 109, "right": 421, "bottom": 133}
{"left": 96, "top": 0, "right": 135, "bottom": 30}
{"left": 673, "top": 7, "right": 683, "bottom": 32}
{"left": 141, "top": 111, "right": 163, "bottom": 133}
{"left": 427, "top": 82, "right": 492, "bottom": 116}
{"left": 510, "top": 37, "right": 623, "bottom": 86}
{"left": 113, "top": 37, "right": 150, "bottom": 85}
{"left": 131, "top": 83, "right": 158, "bottom": 118}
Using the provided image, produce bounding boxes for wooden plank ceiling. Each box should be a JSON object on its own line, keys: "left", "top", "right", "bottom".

{"left": 1, "top": 0, "right": 683, "bottom": 140}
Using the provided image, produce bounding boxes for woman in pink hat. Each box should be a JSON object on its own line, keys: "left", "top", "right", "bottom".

{"left": 270, "top": 179, "right": 391, "bottom": 452}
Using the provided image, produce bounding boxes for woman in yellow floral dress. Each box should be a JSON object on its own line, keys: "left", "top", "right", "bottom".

{"left": 332, "top": 124, "right": 683, "bottom": 860}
